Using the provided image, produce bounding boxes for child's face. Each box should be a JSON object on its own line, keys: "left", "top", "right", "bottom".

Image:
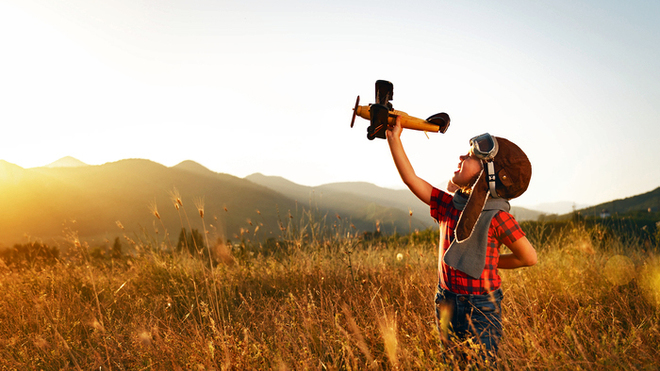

{"left": 452, "top": 152, "right": 483, "bottom": 188}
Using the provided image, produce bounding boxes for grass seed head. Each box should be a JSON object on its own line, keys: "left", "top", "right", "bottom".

{"left": 194, "top": 197, "right": 205, "bottom": 218}
{"left": 169, "top": 187, "right": 183, "bottom": 209}
{"left": 379, "top": 313, "right": 399, "bottom": 368}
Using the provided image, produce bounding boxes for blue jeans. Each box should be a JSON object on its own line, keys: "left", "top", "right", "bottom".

{"left": 435, "top": 287, "right": 503, "bottom": 359}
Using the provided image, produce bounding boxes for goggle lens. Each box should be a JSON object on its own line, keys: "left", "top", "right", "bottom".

{"left": 469, "top": 133, "right": 498, "bottom": 161}
{"left": 474, "top": 137, "right": 494, "bottom": 152}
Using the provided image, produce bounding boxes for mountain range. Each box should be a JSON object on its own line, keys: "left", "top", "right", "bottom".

{"left": 0, "top": 158, "right": 435, "bottom": 247}
{"left": 572, "top": 186, "right": 660, "bottom": 217}
{"left": 1, "top": 157, "right": 656, "bottom": 248}
{"left": 1, "top": 158, "right": 297, "bottom": 247}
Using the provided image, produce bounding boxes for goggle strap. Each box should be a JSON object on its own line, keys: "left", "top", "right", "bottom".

{"left": 486, "top": 161, "right": 499, "bottom": 199}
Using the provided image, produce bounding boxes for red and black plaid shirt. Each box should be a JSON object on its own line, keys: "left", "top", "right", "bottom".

{"left": 430, "top": 187, "right": 525, "bottom": 295}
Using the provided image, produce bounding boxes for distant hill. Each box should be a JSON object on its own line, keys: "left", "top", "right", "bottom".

{"left": 0, "top": 160, "right": 430, "bottom": 247}
{"left": 9, "top": 156, "right": 634, "bottom": 248}
{"left": 246, "top": 173, "right": 434, "bottom": 233}
{"left": 0, "top": 160, "right": 301, "bottom": 247}
{"left": 510, "top": 207, "right": 544, "bottom": 222}
{"left": 527, "top": 201, "right": 591, "bottom": 215}
{"left": 576, "top": 186, "right": 660, "bottom": 218}
{"left": 246, "top": 173, "right": 541, "bottom": 225}
{"left": 0, "top": 160, "right": 24, "bottom": 182}
{"left": 172, "top": 160, "right": 216, "bottom": 177}
{"left": 316, "top": 181, "right": 435, "bottom": 224}
{"left": 45, "top": 156, "right": 88, "bottom": 168}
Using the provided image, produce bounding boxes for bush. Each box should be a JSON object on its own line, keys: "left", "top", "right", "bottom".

{"left": 0, "top": 242, "right": 59, "bottom": 268}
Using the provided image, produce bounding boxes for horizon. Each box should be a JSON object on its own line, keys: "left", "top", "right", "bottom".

{"left": 6, "top": 155, "right": 656, "bottom": 214}
{"left": 1, "top": 1, "right": 659, "bottom": 210}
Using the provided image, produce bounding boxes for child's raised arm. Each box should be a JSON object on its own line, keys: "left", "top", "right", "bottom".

{"left": 386, "top": 116, "right": 434, "bottom": 205}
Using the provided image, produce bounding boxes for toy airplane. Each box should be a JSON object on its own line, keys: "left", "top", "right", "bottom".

{"left": 351, "top": 80, "right": 450, "bottom": 140}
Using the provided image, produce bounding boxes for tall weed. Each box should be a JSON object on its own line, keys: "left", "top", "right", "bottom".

{"left": 0, "top": 218, "right": 658, "bottom": 370}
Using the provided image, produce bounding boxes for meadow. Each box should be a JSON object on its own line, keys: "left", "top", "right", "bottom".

{"left": 0, "top": 208, "right": 659, "bottom": 370}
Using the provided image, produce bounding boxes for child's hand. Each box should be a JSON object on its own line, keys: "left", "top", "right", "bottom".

{"left": 447, "top": 180, "right": 459, "bottom": 193}
{"left": 386, "top": 115, "right": 403, "bottom": 142}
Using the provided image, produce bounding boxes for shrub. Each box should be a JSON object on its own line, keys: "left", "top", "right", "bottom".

{"left": 0, "top": 241, "right": 59, "bottom": 268}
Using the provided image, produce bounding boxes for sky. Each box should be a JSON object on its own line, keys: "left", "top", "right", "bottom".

{"left": 1, "top": 0, "right": 659, "bottom": 211}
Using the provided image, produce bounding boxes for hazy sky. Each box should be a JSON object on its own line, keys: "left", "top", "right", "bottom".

{"left": 1, "top": 0, "right": 658, "bottom": 209}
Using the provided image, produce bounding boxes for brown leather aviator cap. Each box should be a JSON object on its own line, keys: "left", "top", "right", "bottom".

{"left": 489, "top": 137, "right": 532, "bottom": 199}
{"left": 454, "top": 137, "right": 532, "bottom": 242}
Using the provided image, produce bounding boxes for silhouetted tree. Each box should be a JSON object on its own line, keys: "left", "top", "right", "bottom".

{"left": 177, "top": 228, "right": 205, "bottom": 256}
{"left": 111, "top": 237, "right": 122, "bottom": 259}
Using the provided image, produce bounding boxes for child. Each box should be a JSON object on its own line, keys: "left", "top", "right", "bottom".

{"left": 386, "top": 116, "right": 537, "bottom": 362}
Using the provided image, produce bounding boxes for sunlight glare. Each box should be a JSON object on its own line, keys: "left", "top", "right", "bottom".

{"left": 603, "top": 255, "right": 635, "bottom": 286}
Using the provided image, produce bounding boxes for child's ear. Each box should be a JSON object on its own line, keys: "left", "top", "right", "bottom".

{"left": 455, "top": 170, "right": 489, "bottom": 242}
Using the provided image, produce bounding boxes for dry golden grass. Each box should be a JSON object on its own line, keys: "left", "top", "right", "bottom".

{"left": 0, "top": 219, "right": 658, "bottom": 370}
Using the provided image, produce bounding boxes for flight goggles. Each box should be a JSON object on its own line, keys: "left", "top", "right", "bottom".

{"left": 469, "top": 133, "right": 499, "bottom": 161}
{"left": 469, "top": 133, "right": 500, "bottom": 198}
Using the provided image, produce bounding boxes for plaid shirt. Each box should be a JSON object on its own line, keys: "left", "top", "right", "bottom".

{"left": 430, "top": 187, "right": 525, "bottom": 295}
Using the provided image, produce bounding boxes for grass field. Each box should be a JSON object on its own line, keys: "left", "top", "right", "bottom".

{"left": 0, "top": 214, "right": 659, "bottom": 370}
